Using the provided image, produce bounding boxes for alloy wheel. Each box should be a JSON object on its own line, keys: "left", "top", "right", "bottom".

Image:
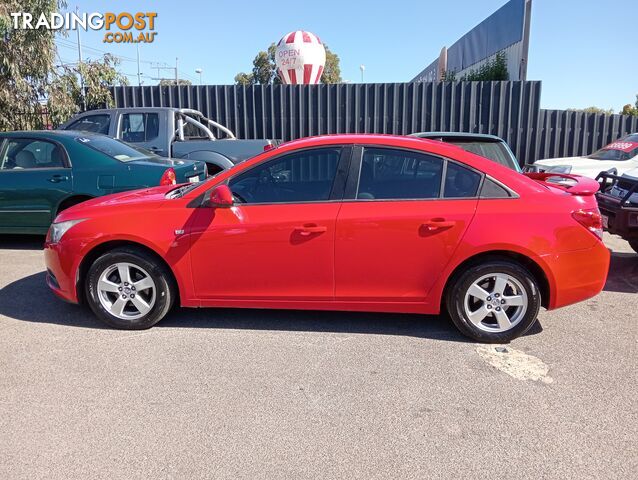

{"left": 97, "top": 262, "right": 156, "bottom": 320}
{"left": 463, "top": 273, "right": 528, "bottom": 333}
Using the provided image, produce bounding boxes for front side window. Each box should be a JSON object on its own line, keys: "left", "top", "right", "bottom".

{"left": 229, "top": 148, "right": 341, "bottom": 204}
{"left": 357, "top": 148, "right": 443, "bottom": 200}
{"left": 121, "top": 113, "right": 159, "bottom": 143}
{"left": 0, "top": 139, "right": 66, "bottom": 170}
{"left": 66, "top": 114, "right": 110, "bottom": 134}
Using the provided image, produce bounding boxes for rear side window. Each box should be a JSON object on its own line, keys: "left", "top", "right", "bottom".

{"left": 443, "top": 162, "right": 481, "bottom": 198}
{"left": 121, "top": 113, "right": 159, "bottom": 143}
{"left": 357, "top": 148, "right": 443, "bottom": 200}
{"left": 480, "top": 178, "right": 512, "bottom": 198}
{"left": 66, "top": 114, "right": 110, "bottom": 134}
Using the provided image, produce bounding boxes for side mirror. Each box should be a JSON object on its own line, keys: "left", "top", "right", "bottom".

{"left": 208, "top": 184, "right": 233, "bottom": 208}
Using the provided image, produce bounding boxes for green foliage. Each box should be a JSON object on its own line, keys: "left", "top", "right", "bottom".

{"left": 621, "top": 95, "right": 638, "bottom": 116}
{"left": 568, "top": 106, "right": 615, "bottom": 115}
{"left": 0, "top": 0, "right": 64, "bottom": 130}
{"left": 322, "top": 48, "right": 341, "bottom": 84}
{"left": 460, "top": 52, "right": 509, "bottom": 81}
{"left": 159, "top": 78, "right": 192, "bottom": 86}
{"left": 235, "top": 43, "right": 341, "bottom": 85}
{"left": 1, "top": 0, "right": 125, "bottom": 130}
{"left": 47, "top": 54, "right": 128, "bottom": 127}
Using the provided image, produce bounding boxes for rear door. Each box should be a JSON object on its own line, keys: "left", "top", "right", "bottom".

{"left": 335, "top": 146, "right": 480, "bottom": 302}
{"left": 0, "top": 137, "right": 73, "bottom": 230}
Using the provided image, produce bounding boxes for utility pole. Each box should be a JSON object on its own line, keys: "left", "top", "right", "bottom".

{"left": 175, "top": 57, "right": 179, "bottom": 86}
{"left": 76, "top": 6, "right": 85, "bottom": 109}
{"left": 136, "top": 43, "right": 142, "bottom": 87}
{"left": 360, "top": 64, "right": 365, "bottom": 83}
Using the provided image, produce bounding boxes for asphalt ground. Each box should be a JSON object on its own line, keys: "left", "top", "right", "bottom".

{"left": 0, "top": 233, "right": 636, "bottom": 479}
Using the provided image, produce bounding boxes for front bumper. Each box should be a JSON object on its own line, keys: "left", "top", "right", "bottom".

{"left": 44, "top": 241, "right": 79, "bottom": 304}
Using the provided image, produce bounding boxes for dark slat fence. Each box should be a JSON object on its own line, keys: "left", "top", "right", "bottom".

{"left": 111, "top": 82, "right": 637, "bottom": 164}
{"left": 536, "top": 109, "right": 638, "bottom": 160}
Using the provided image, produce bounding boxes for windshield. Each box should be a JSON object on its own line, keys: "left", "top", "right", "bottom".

{"left": 76, "top": 136, "right": 148, "bottom": 162}
{"left": 450, "top": 141, "right": 521, "bottom": 171}
{"left": 588, "top": 144, "right": 638, "bottom": 161}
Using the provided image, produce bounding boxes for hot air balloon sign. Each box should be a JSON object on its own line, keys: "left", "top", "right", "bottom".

{"left": 275, "top": 30, "right": 326, "bottom": 84}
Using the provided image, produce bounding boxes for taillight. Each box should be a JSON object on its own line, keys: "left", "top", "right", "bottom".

{"left": 160, "top": 168, "right": 176, "bottom": 186}
{"left": 572, "top": 208, "right": 603, "bottom": 240}
{"left": 263, "top": 143, "right": 275, "bottom": 152}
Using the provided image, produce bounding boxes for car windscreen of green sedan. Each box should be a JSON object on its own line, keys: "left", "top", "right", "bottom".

{"left": 0, "top": 130, "right": 207, "bottom": 234}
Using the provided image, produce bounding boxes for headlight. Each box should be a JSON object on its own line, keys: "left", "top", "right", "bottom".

{"left": 48, "top": 219, "right": 86, "bottom": 243}
{"left": 546, "top": 165, "right": 572, "bottom": 174}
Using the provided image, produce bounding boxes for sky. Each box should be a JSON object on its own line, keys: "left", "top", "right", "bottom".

{"left": 54, "top": 0, "right": 637, "bottom": 111}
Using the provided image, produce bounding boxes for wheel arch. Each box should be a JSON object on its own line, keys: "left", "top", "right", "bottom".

{"left": 76, "top": 240, "right": 181, "bottom": 306}
{"left": 442, "top": 250, "right": 552, "bottom": 310}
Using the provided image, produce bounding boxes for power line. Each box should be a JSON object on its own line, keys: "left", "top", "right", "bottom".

{"left": 54, "top": 37, "right": 202, "bottom": 84}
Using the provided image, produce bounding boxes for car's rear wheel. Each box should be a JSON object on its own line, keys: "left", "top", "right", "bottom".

{"left": 445, "top": 260, "right": 541, "bottom": 343}
{"left": 85, "top": 247, "right": 175, "bottom": 329}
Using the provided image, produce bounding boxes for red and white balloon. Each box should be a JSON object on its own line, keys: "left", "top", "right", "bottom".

{"left": 275, "top": 30, "right": 326, "bottom": 85}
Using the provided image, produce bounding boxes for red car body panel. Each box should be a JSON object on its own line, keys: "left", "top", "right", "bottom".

{"left": 44, "top": 134, "right": 610, "bottom": 316}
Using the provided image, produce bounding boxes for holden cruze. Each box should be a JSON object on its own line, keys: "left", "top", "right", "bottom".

{"left": 44, "top": 135, "right": 610, "bottom": 342}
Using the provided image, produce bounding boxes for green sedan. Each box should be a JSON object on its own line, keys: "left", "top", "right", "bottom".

{"left": 0, "top": 130, "right": 207, "bottom": 234}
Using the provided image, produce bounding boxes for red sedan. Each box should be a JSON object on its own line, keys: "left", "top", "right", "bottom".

{"left": 44, "top": 135, "right": 610, "bottom": 342}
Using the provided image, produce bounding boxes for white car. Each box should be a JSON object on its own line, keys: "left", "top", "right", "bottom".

{"left": 533, "top": 134, "right": 638, "bottom": 179}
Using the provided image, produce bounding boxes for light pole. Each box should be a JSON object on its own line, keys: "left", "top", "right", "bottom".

{"left": 360, "top": 64, "right": 365, "bottom": 83}
{"left": 195, "top": 68, "right": 203, "bottom": 85}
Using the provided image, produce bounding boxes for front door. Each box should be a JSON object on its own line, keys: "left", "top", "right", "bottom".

{"left": 335, "top": 147, "right": 480, "bottom": 302}
{"left": 189, "top": 146, "right": 348, "bottom": 300}
{"left": 0, "top": 138, "right": 73, "bottom": 231}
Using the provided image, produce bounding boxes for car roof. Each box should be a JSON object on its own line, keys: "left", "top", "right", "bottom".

{"left": 410, "top": 132, "right": 506, "bottom": 142}
{"left": 0, "top": 130, "right": 105, "bottom": 139}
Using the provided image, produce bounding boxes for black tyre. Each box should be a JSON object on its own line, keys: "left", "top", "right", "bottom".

{"left": 445, "top": 260, "right": 541, "bottom": 343}
{"left": 629, "top": 240, "right": 638, "bottom": 254}
{"left": 85, "top": 247, "right": 175, "bottom": 329}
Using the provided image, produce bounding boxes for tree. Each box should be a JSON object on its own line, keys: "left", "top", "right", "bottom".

{"left": 47, "top": 54, "right": 128, "bottom": 127}
{"left": 235, "top": 43, "right": 341, "bottom": 85}
{"left": 568, "top": 106, "right": 615, "bottom": 115}
{"left": 322, "top": 49, "right": 341, "bottom": 84}
{"left": 159, "top": 78, "right": 192, "bottom": 87}
{"left": 234, "top": 72, "right": 254, "bottom": 85}
{"left": 621, "top": 95, "right": 638, "bottom": 116}
{"left": 460, "top": 52, "right": 509, "bottom": 81}
{"left": 0, "top": 0, "right": 63, "bottom": 130}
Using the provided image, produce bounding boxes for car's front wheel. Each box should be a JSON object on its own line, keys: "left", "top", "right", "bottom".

{"left": 445, "top": 260, "right": 541, "bottom": 343}
{"left": 85, "top": 247, "right": 175, "bottom": 329}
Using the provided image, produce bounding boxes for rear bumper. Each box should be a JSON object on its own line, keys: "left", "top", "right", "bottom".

{"left": 544, "top": 242, "right": 610, "bottom": 310}
{"left": 44, "top": 241, "right": 79, "bottom": 304}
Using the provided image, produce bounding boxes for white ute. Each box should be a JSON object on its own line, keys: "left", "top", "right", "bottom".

{"left": 533, "top": 134, "right": 638, "bottom": 179}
